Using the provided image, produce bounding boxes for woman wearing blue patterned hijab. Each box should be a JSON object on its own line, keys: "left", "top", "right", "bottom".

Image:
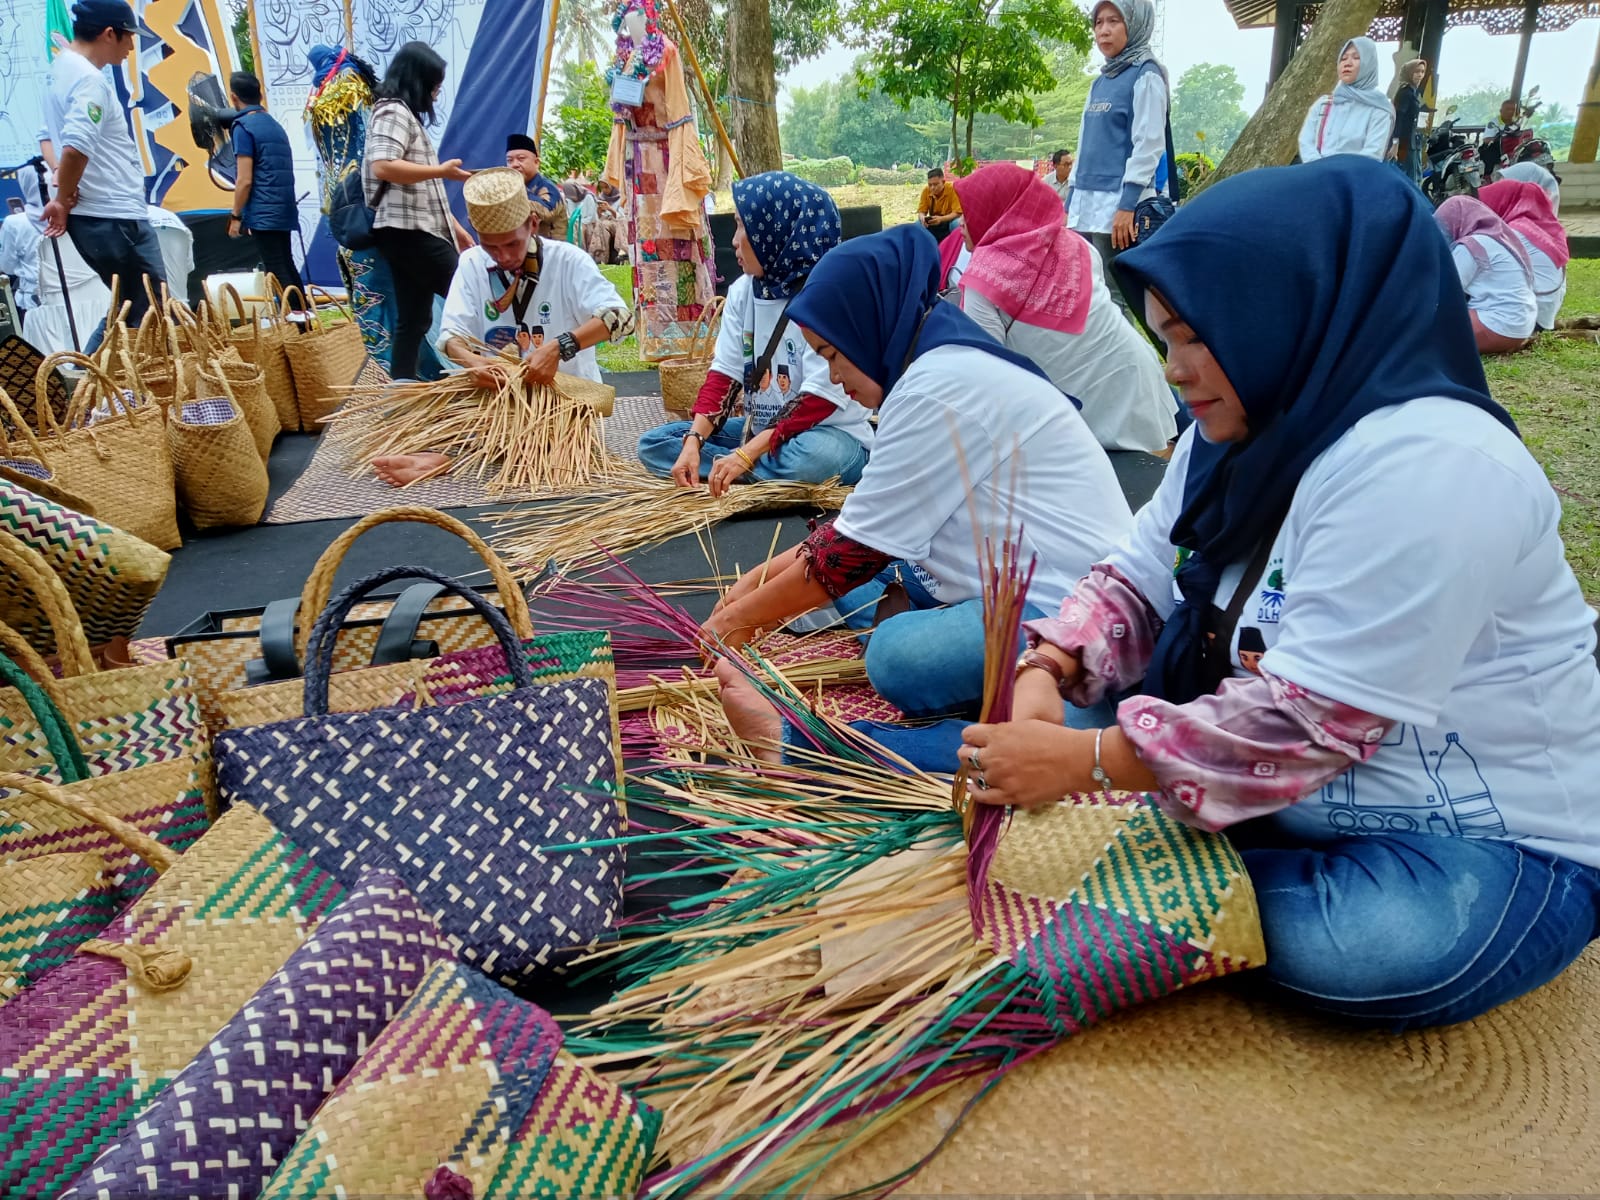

{"left": 636, "top": 171, "right": 874, "bottom": 493}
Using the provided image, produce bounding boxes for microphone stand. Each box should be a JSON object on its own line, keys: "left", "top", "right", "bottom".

{"left": 0, "top": 155, "right": 79, "bottom": 352}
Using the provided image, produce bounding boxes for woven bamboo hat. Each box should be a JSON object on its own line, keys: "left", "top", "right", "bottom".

{"left": 464, "top": 168, "right": 533, "bottom": 236}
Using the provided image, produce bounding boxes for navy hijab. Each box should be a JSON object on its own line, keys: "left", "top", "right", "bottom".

{"left": 1112, "top": 155, "right": 1514, "bottom": 705}
{"left": 785, "top": 223, "right": 1051, "bottom": 395}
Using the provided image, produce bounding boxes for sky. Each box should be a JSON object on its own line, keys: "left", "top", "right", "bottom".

{"left": 778, "top": 0, "right": 1600, "bottom": 118}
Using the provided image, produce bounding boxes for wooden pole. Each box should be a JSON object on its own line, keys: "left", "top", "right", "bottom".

{"left": 1573, "top": 21, "right": 1600, "bottom": 164}
{"left": 658, "top": 0, "right": 743, "bottom": 179}
{"left": 535, "top": 0, "right": 562, "bottom": 141}
{"left": 342, "top": 0, "right": 353, "bottom": 48}
{"left": 1508, "top": 0, "right": 1538, "bottom": 108}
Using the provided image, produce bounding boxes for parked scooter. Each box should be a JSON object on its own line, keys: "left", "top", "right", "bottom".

{"left": 1422, "top": 108, "right": 1484, "bottom": 206}
{"left": 1482, "top": 87, "right": 1548, "bottom": 175}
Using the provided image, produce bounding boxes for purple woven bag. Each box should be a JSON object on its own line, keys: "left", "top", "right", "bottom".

{"left": 57, "top": 869, "right": 450, "bottom": 1200}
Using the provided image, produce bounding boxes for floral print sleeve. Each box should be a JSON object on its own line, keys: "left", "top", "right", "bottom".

{"left": 1118, "top": 670, "right": 1396, "bottom": 832}
{"left": 1023, "top": 564, "right": 1161, "bottom": 706}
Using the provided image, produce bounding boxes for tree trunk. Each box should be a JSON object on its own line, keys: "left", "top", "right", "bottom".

{"left": 965, "top": 106, "right": 976, "bottom": 163}
{"left": 726, "top": 0, "right": 783, "bottom": 173}
{"left": 1201, "top": 0, "right": 1385, "bottom": 192}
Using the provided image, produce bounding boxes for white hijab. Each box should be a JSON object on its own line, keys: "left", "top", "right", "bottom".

{"left": 1499, "top": 162, "right": 1562, "bottom": 215}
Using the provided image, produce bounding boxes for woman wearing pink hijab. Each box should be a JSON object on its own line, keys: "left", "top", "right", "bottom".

{"left": 1434, "top": 195, "right": 1537, "bottom": 355}
{"left": 952, "top": 162, "right": 1175, "bottom": 452}
{"left": 1478, "top": 175, "right": 1569, "bottom": 331}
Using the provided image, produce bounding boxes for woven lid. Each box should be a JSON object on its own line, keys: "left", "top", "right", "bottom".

{"left": 464, "top": 168, "right": 533, "bottom": 236}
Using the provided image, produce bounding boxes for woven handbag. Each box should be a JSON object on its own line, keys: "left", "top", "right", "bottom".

{"left": 196, "top": 356, "right": 275, "bottom": 461}
{"left": 261, "top": 957, "right": 662, "bottom": 1200}
{"left": 0, "top": 535, "right": 214, "bottom": 810}
{"left": 166, "top": 374, "right": 270, "bottom": 530}
{"left": 282, "top": 286, "right": 368, "bottom": 431}
{"left": 0, "top": 388, "right": 96, "bottom": 514}
{"left": 0, "top": 769, "right": 183, "bottom": 1003}
{"left": 217, "top": 564, "right": 624, "bottom": 992}
{"left": 658, "top": 295, "right": 724, "bottom": 417}
{"left": 167, "top": 507, "right": 535, "bottom": 731}
{"left": 229, "top": 280, "right": 299, "bottom": 433}
{"left": 56, "top": 870, "right": 451, "bottom": 1200}
{"left": 0, "top": 802, "right": 346, "bottom": 1199}
{"left": 31, "top": 350, "right": 181, "bottom": 551}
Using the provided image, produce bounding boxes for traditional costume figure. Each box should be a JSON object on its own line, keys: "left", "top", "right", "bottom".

{"left": 599, "top": 0, "right": 714, "bottom": 360}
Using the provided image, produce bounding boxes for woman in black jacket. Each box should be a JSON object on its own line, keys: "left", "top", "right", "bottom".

{"left": 1391, "top": 58, "right": 1433, "bottom": 185}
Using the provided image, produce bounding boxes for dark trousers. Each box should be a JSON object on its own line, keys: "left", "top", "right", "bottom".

{"left": 371, "top": 226, "right": 458, "bottom": 380}
{"left": 250, "top": 229, "right": 304, "bottom": 296}
{"left": 1089, "top": 231, "right": 1134, "bottom": 322}
{"left": 66, "top": 214, "right": 167, "bottom": 345}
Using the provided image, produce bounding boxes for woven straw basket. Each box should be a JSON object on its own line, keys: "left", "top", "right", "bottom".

{"left": 196, "top": 354, "right": 275, "bottom": 461}
{"left": 166, "top": 368, "right": 269, "bottom": 530}
{"left": 281, "top": 286, "right": 368, "bottom": 431}
{"left": 463, "top": 165, "right": 535, "bottom": 234}
{"left": 31, "top": 350, "right": 181, "bottom": 551}
{"left": 658, "top": 295, "right": 724, "bottom": 417}
{"left": 0, "top": 387, "right": 97, "bottom": 514}
{"left": 227, "top": 279, "right": 299, "bottom": 433}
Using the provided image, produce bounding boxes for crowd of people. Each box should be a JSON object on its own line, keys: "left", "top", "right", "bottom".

{"left": 15, "top": 0, "right": 1599, "bottom": 1035}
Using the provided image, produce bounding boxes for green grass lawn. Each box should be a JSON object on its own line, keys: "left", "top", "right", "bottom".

{"left": 597, "top": 195, "right": 1600, "bottom": 600}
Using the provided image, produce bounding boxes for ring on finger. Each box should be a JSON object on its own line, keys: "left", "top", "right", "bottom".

{"left": 974, "top": 772, "right": 989, "bottom": 792}
{"left": 969, "top": 748, "right": 983, "bottom": 774}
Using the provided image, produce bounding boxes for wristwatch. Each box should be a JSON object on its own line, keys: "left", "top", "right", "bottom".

{"left": 1015, "top": 648, "right": 1070, "bottom": 697}
{"left": 556, "top": 331, "right": 580, "bottom": 362}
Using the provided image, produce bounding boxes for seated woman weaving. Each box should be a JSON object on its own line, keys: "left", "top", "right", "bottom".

{"left": 637, "top": 172, "right": 874, "bottom": 495}
{"left": 950, "top": 157, "right": 1600, "bottom": 1030}
{"left": 701, "top": 224, "right": 1133, "bottom": 719}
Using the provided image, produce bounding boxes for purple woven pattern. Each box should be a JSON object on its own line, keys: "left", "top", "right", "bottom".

{"left": 216, "top": 678, "right": 622, "bottom": 991}
{"left": 57, "top": 871, "right": 448, "bottom": 1200}
{"left": 0, "top": 459, "right": 49, "bottom": 481}
{"left": 178, "top": 398, "right": 237, "bottom": 426}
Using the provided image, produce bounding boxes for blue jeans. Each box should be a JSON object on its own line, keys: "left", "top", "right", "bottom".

{"left": 67, "top": 215, "right": 167, "bottom": 348}
{"left": 1236, "top": 827, "right": 1600, "bottom": 1030}
{"left": 637, "top": 418, "right": 869, "bottom": 486}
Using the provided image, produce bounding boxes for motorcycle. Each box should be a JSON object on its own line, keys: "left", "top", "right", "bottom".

{"left": 1482, "top": 87, "right": 1553, "bottom": 176}
{"left": 1422, "top": 108, "right": 1484, "bottom": 206}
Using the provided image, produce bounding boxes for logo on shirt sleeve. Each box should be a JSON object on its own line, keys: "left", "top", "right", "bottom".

{"left": 86, "top": 102, "right": 103, "bottom": 124}
{"left": 1257, "top": 563, "right": 1286, "bottom": 624}
{"left": 538, "top": 302, "right": 552, "bottom": 326}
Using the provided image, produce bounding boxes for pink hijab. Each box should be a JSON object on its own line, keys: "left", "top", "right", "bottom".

{"left": 951, "top": 163, "right": 1093, "bottom": 336}
{"left": 1434, "top": 195, "right": 1533, "bottom": 277}
{"left": 1478, "top": 178, "right": 1570, "bottom": 268}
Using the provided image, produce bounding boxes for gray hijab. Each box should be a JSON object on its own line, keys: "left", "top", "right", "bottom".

{"left": 1096, "top": 0, "right": 1159, "bottom": 78}
{"left": 1332, "top": 37, "right": 1395, "bottom": 117}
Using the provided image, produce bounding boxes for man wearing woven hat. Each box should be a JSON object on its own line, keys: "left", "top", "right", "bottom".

{"left": 505, "top": 134, "right": 566, "bottom": 238}
{"left": 438, "top": 166, "right": 632, "bottom": 388}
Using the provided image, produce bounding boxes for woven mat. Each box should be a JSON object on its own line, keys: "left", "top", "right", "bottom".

{"left": 815, "top": 943, "right": 1600, "bottom": 1195}
{"left": 263, "top": 393, "right": 668, "bottom": 525}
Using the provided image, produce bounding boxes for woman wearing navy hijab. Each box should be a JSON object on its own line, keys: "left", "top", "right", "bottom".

{"left": 702, "top": 223, "right": 1132, "bottom": 721}
{"left": 956, "top": 156, "right": 1600, "bottom": 1029}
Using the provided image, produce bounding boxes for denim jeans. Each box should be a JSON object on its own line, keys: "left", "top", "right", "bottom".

{"left": 1234, "top": 825, "right": 1600, "bottom": 1030}
{"left": 636, "top": 418, "right": 868, "bottom": 486}
{"left": 66, "top": 215, "right": 167, "bottom": 347}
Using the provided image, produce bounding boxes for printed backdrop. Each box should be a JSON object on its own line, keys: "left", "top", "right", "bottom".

{"left": 0, "top": 0, "right": 554, "bottom": 285}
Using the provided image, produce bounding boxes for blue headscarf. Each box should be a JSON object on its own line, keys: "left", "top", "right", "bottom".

{"left": 731, "top": 172, "right": 841, "bottom": 301}
{"left": 785, "top": 224, "right": 1052, "bottom": 395}
{"left": 1112, "top": 156, "right": 1513, "bottom": 705}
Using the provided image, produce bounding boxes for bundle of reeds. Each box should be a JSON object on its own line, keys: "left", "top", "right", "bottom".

{"left": 495, "top": 478, "right": 851, "bottom": 574}
{"left": 559, "top": 542, "right": 1266, "bottom": 1198}
{"left": 325, "top": 349, "right": 628, "bottom": 494}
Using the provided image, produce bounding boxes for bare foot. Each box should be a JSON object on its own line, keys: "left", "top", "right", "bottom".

{"left": 716, "top": 657, "right": 783, "bottom": 765}
{"left": 372, "top": 452, "right": 452, "bottom": 487}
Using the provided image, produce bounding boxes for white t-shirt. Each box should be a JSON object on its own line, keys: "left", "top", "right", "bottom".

{"left": 1451, "top": 238, "right": 1537, "bottom": 341}
{"left": 1109, "top": 401, "right": 1600, "bottom": 869}
{"left": 44, "top": 48, "right": 147, "bottom": 219}
{"left": 437, "top": 239, "right": 626, "bottom": 382}
{"left": 836, "top": 344, "right": 1132, "bottom": 614}
{"left": 711, "top": 275, "right": 874, "bottom": 450}
{"left": 1298, "top": 97, "right": 1393, "bottom": 163}
{"left": 962, "top": 272, "right": 1175, "bottom": 454}
{"left": 1515, "top": 233, "right": 1567, "bottom": 330}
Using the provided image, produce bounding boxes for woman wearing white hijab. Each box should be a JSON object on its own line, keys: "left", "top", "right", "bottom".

{"left": 1498, "top": 162, "right": 1563, "bottom": 214}
{"left": 1062, "top": 0, "right": 1170, "bottom": 318}
{"left": 1299, "top": 37, "right": 1395, "bottom": 162}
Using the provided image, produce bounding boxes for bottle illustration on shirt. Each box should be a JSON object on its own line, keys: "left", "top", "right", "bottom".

{"left": 1317, "top": 725, "right": 1506, "bottom": 838}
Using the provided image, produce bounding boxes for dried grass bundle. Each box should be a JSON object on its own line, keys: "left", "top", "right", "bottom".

{"left": 496, "top": 478, "right": 851, "bottom": 575}
{"left": 325, "top": 349, "right": 632, "bottom": 495}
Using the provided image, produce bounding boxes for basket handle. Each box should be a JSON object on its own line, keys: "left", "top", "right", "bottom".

{"left": 0, "top": 772, "right": 180, "bottom": 875}
{"left": 305, "top": 285, "right": 353, "bottom": 325}
{"left": 0, "top": 387, "right": 52, "bottom": 467}
{"left": 217, "top": 281, "right": 248, "bottom": 324}
{"left": 302, "top": 565, "right": 536, "bottom": 717}
{"left": 0, "top": 640, "right": 89, "bottom": 782}
{"left": 34, "top": 350, "right": 126, "bottom": 437}
{"left": 689, "top": 296, "right": 725, "bottom": 361}
{"left": 277, "top": 283, "right": 307, "bottom": 317}
{"left": 0, "top": 532, "right": 98, "bottom": 678}
{"left": 293, "top": 506, "right": 536, "bottom": 663}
